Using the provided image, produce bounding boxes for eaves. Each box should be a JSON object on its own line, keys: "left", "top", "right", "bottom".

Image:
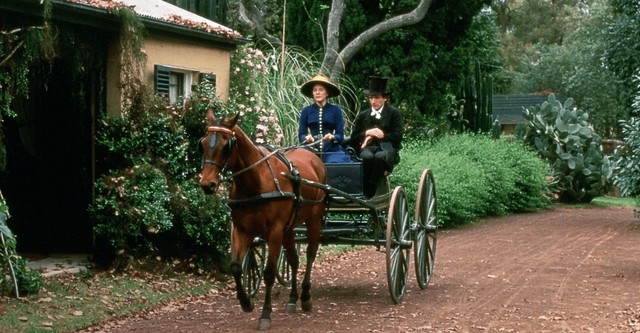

{"left": 0, "top": 0, "right": 248, "bottom": 50}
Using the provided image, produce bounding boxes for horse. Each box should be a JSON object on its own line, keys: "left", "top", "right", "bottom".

{"left": 198, "top": 108, "right": 327, "bottom": 330}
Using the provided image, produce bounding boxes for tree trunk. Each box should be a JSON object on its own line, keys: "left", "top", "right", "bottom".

{"left": 238, "top": 0, "right": 434, "bottom": 80}
{"left": 327, "top": 0, "right": 434, "bottom": 79}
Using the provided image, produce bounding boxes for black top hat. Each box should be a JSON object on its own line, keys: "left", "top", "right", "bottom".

{"left": 300, "top": 75, "right": 341, "bottom": 98}
{"left": 363, "top": 76, "right": 391, "bottom": 95}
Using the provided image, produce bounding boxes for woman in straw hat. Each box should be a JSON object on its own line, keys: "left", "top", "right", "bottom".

{"left": 298, "top": 75, "right": 351, "bottom": 163}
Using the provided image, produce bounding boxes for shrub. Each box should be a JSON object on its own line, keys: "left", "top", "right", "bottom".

{"left": 165, "top": 178, "right": 231, "bottom": 271}
{"left": 521, "top": 94, "right": 613, "bottom": 203}
{"left": 394, "top": 134, "right": 549, "bottom": 227}
{"left": 90, "top": 164, "right": 173, "bottom": 256}
{"left": 95, "top": 95, "right": 193, "bottom": 179}
{"left": 89, "top": 86, "right": 232, "bottom": 271}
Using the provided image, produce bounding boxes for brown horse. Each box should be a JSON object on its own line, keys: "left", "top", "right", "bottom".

{"left": 199, "top": 108, "right": 327, "bottom": 330}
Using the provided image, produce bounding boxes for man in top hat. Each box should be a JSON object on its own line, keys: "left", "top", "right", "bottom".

{"left": 298, "top": 75, "right": 351, "bottom": 163}
{"left": 350, "top": 76, "right": 404, "bottom": 197}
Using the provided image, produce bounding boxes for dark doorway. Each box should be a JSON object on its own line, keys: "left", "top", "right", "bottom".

{"left": 1, "top": 56, "right": 98, "bottom": 254}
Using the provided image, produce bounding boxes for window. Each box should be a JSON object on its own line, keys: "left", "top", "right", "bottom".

{"left": 154, "top": 65, "right": 195, "bottom": 104}
{"left": 169, "top": 72, "right": 184, "bottom": 103}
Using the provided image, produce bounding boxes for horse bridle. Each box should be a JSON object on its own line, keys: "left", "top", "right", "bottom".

{"left": 201, "top": 125, "right": 236, "bottom": 173}
{"left": 201, "top": 125, "right": 280, "bottom": 179}
{"left": 201, "top": 124, "right": 313, "bottom": 182}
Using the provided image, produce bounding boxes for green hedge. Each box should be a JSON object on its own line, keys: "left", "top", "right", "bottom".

{"left": 392, "top": 134, "right": 550, "bottom": 227}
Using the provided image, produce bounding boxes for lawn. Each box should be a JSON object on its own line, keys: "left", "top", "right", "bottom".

{"left": 0, "top": 266, "right": 220, "bottom": 333}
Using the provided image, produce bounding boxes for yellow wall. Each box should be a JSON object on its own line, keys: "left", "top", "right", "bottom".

{"left": 106, "top": 35, "right": 233, "bottom": 115}
{"left": 144, "top": 36, "right": 231, "bottom": 99}
{"left": 105, "top": 37, "right": 122, "bottom": 116}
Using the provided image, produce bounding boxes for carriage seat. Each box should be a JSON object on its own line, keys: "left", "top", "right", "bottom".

{"left": 340, "top": 136, "right": 361, "bottom": 162}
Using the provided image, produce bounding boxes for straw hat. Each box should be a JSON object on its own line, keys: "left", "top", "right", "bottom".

{"left": 363, "top": 76, "right": 391, "bottom": 95}
{"left": 300, "top": 75, "right": 341, "bottom": 98}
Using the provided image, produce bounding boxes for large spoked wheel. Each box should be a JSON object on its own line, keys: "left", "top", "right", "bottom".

{"left": 241, "top": 238, "right": 266, "bottom": 299}
{"left": 414, "top": 169, "right": 438, "bottom": 289}
{"left": 385, "top": 186, "right": 411, "bottom": 303}
{"left": 276, "top": 244, "right": 300, "bottom": 286}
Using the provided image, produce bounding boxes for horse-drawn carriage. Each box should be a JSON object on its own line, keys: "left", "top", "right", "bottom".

{"left": 199, "top": 109, "right": 438, "bottom": 330}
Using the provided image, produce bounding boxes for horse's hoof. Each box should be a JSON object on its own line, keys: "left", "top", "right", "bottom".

{"left": 241, "top": 302, "right": 254, "bottom": 313}
{"left": 257, "top": 318, "right": 271, "bottom": 331}
{"left": 301, "top": 299, "right": 313, "bottom": 312}
{"left": 284, "top": 303, "right": 296, "bottom": 314}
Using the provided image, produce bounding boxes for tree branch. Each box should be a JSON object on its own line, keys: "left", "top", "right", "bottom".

{"left": 329, "top": 0, "right": 434, "bottom": 78}
{"left": 0, "top": 40, "right": 25, "bottom": 67}
{"left": 239, "top": 0, "right": 282, "bottom": 46}
{"left": 321, "top": 0, "right": 345, "bottom": 78}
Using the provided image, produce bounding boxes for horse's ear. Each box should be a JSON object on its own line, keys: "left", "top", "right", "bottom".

{"left": 206, "top": 108, "right": 215, "bottom": 124}
{"left": 228, "top": 112, "right": 240, "bottom": 127}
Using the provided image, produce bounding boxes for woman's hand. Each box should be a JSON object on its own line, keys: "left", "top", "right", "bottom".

{"left": 323, "top": 133, "right": 335, "bottom": 142}
{"left": 304, "top": 134, "right": 314, "bottom": 143}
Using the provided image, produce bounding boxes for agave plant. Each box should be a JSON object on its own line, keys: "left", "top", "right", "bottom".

{"left": 0, "top": 211, "right": 20, "bottom": 297}
{"left": 0, "top": 192, "right": 42, "bottom": 297}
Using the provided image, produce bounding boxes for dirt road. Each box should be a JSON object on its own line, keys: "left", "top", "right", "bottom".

{"left": 80, "top": 206, "right": 640, "bottom": 332}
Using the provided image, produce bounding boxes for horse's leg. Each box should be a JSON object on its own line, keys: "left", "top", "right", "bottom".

{"left": 300, "top": 212, "right": 322, "bottom": 312}
{"left": 230, "top": 227, "right": 254, "bottom": 312}
{"left": 257, "top": 232, "right": 282, "bottom": 331}
{"left": 283, "top": 229, "right": 300, "bottom": 314}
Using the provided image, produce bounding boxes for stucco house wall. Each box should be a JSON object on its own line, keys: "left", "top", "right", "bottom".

{"left": 105, "top": 35, "right": 234, "bottom": 116}
{"left": 144, "top": 36, "right": 232, "bottom": 101}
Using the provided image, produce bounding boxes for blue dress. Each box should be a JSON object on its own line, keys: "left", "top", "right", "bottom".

{"left": 298, "top": 103, "right": 352, "bottom": 163}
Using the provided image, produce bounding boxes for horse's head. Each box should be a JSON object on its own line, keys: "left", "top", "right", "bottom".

{"left": 199, "top": 108, "right": 239, "bottom": 194}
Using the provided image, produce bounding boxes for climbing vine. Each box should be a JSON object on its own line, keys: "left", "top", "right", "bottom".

{"left": 113, "top": 6, "right": 147, "bottom": 112}
{"left": 0, "top": 0, "right": 55, "bottom": 121}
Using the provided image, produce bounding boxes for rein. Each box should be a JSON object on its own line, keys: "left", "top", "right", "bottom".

{"left": 203, "top": 124, "right": 321, "bottom": 179}
{"left": 202, "top": 127, "right": 323, "bottom": 210}
{"left": 229, "top": 139, "right": 322, "bottom": 178}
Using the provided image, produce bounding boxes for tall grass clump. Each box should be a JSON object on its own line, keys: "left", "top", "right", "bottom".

{"left": 393, "top": 134, "right": 549, "bottom": 227}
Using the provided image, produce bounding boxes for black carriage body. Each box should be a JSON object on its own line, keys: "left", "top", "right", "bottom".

{"left": 276, "top": 166, "right": 438, "bottom": 303}
{"left": 325, "top": 162, "right": 364, "bottom": 196}
{"left": 294, "top": 161, "right": 392, "bottom": 248}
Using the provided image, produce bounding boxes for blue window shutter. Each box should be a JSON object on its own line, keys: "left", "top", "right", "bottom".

{"left": 155, "top": 65, "right": 171, "bottom": 96}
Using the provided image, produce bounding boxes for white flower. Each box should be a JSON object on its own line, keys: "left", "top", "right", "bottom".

{"left": 275, "top": 134, "right": 283, "bottom": 144}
